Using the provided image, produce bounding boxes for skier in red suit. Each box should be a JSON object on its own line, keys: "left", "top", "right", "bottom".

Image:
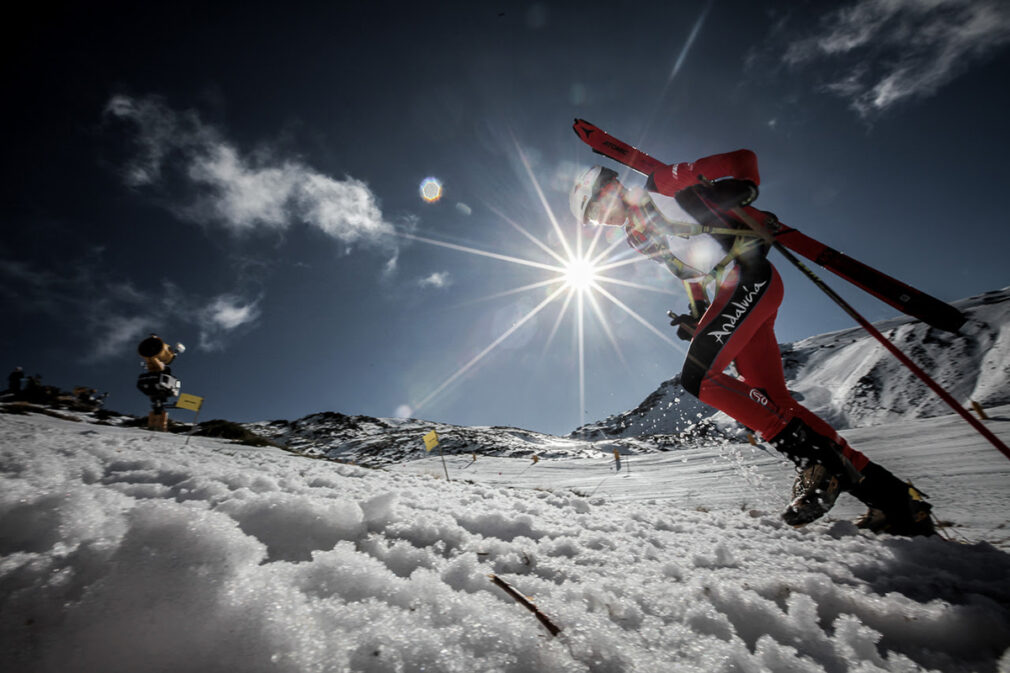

{"left": 570, "top": 151, "right": 934, "bottom": 536}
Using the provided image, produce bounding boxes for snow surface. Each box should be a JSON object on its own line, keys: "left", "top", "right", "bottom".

{"left": 2, "top": 407, "right": 1009, "bottom": 672}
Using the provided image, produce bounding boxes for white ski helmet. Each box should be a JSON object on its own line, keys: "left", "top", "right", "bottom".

{"left": 570, "top": 165, "right": 619, "bottom": 224}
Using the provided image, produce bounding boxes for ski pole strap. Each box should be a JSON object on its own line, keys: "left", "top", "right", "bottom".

{"left": 660, "top": 252, "right": 707, "bottom": 281}
{"left": 683, "top": 279, "right": 709, "bottom": 316}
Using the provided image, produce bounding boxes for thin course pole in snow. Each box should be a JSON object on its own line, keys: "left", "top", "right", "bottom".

{"left": 438, "top": 444, "right": 450, "bottom": 482}
{"left": 184, "top": 406, "right": 201, "bottom": 446}
{"left": 489, "top": 574, "right": 561, "bottom": 636}
{"left": 730, "top": 206, "right": 1010, "bottom": 462}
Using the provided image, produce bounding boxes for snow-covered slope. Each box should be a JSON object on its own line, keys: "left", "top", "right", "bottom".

{"left": 575, "top": 287, "right": 1010, "bottom": 439}
{"left": 2, "top": 407, "right": 1009, "bottom": 672}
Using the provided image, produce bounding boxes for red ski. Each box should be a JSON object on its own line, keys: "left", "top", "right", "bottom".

{"left": 572, "top": 118, "right": 966, "bottom": 334}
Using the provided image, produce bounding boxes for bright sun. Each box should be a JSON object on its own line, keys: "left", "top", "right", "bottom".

{"left": 563, "top": 256, "right": 598, "bottom": 291}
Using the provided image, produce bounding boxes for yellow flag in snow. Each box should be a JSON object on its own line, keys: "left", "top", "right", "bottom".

{"left": 176, "top": 393, "right": 204, "bottom": 412}
{"left": 423, "top": 430, "right": 439, "bottom": 452}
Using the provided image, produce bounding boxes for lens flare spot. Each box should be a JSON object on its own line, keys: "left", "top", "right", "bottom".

{"left": 420, "top": 177, "right": 443, "bottom": 203}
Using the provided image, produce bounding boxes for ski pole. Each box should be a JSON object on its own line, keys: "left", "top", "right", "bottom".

{"left": 729, "top": 206, "right": 1010, "bottom": 462}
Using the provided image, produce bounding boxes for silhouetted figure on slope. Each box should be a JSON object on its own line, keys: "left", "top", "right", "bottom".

{"left": 7, "top": 367, "right": 24, "bottom": 397}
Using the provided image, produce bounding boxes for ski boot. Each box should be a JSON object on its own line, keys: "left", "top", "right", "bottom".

{"left": 783, "top": 463, "right": 844, "bottom": 526}
{"left": 769, "top": 418, "right": 859, "bottom": 526}
{"left": 850, "top": 463, "right": 935, "bottom": 537}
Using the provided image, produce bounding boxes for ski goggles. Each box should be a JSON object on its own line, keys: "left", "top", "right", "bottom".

{"left": 584, "top": 181, "right": 626, "bottom": 226}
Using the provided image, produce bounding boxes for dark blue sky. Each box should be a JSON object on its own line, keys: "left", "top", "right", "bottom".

{"left": 3, "top": 1, "right": 1009, "bottom": 434}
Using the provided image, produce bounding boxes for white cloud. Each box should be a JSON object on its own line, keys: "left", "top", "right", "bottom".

{"left": 297, "top": 173, "right": 390, "bottom": 243}
{"left": 418, "top": 271, "right": 452, "bottom": 289}
{"left": 104, "top": 95, "right": 189, "bottom": 187}
{"left": 203, "top": 295, "right": 260, "bottom": 331}
{"left": 89, "top": 315, "right": 151, "bottom": 361}
{"left": 782, "top": 0, "right": 1010, "bottom": 116}
{"left": 105, "top": 95, "right": 398, "bottom": 247}
{"left": 185, "top": 144, "right": 303, "bottom": 231}
{"left": 382, "top": 253, "right": 399, "bottom": 280}
{"left": 195, "top": 294, "right": 262, "bottom": 351}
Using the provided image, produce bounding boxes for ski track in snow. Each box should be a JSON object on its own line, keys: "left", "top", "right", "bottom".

{"left": 2, "top": 408, "right": 1010, "bottom": 672}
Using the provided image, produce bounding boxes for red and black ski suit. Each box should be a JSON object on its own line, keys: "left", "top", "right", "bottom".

{"left": 626, "top": 150, "right": 869, "bottom": 474}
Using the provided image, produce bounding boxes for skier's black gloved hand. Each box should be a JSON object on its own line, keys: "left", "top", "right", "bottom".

{"left": 737, "top": 180, "right": 759, "bottom": 207}
{"left": 667, "top": 310, "right": 698, "bottom": 341}
{"left": 707, "top": 179, "right": 759, "bottom": 209}
{"left": 691, "top": 300, "right": 710, "bottom": 320}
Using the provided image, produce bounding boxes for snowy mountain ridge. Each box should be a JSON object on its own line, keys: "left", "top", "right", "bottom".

{"left": 248, "top": 287, "right": 1010, "bottom": 462}
{"left": 243, "top": 412, "right": 687, "bottom": 468}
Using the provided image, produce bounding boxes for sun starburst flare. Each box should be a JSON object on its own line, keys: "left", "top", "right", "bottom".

{"left": 562, "top": 255, "right": 598, "bottom": 291}
{"left": 400, "top": 144, "right": 686, "bottom": 430}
